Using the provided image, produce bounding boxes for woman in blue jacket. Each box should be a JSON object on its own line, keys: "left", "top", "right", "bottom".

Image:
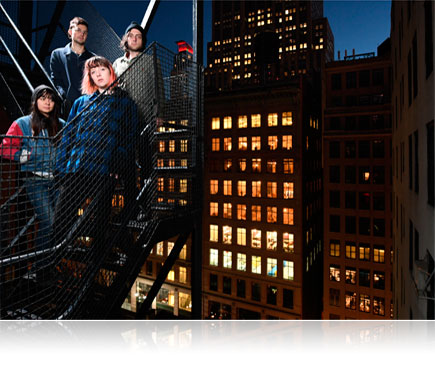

{"left": 1, "top": 85, "right": 65, "bottom": 276}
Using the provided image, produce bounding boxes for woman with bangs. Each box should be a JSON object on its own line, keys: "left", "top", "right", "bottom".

{"left": 54, "top": 56, "right": 138, "bottom": 255}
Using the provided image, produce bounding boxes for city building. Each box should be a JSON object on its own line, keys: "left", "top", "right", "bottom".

{"left": 390, "top": 1, "right": 434, "bottom": 319}
{"left": 202, "top": 0, "right": 331, "bottom": 319}
{"left": 322, "top": 41, "right": 394, "bottom": 319}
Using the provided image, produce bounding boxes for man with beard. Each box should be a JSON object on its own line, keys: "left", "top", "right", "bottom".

{"left": 50, "top": 17, "right": 95, "bottom": 116}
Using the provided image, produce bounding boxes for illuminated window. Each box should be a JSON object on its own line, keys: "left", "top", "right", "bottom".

{"left": 268, "top": 113, "right": 278, "bottom": 127}
{"left": 283, "top": 158, "right": 294, "bottom": 174}
{"left": 222, "top": 225, "right": 232, "bottom": 244}
{"left": 223, "top": 137, "right": 232, "bottom": 151}
{"left": 180, "top": 244, "right": 187, "bottom": 260}
{"left": 266, "top": 231, "right": 277, "bottom": 251}
{"left": 168, "top": 159, "right": 175, "bottom": 168}
{"left": 210, "top": 248, "right": 218, "bottom": 266}
{"left": 238, "top": 115, "right": 248, "bottom": 128}
{"left": 282, "top": 112, "right": 293, "bottom": 126}
{"left": 157, "top": 177, "right": 164, "bottom": 192}
{"left": 180, "top": 179, "right": 187, "bottom": 193}
{"left": 283, "top": 208, "right": 294, "bottom": 225}
{"left": 223, "top": 180, "right": 232, "bottom": 195}
{"left": 237, "top": 204, "right": 246, "bottom": 221}
{"left": 267, "top": 160, "right": 277, "bottom": 173}
{"left": 168, "top": 178, "right": 175, "bottom": 192}
{"left": 252, "top": 136, "right": 261, "bottom": 151}
{"left": 251, "top": 114, "right": 261, "bottom": 128}
{"left": 359, "top": 294, "right": 370, "bottom": 313}
{"left": 283, "top": 182, "right": 294, "bottom": 199}
{"left": 268, "top": 135, "right": 278, "bottom": 150}
{"left": 359, "top": 244, "right": 370, "bottom": 261}
{"left": 330, "top": 265, "right": 341, "bottom": 282}
{"left": 210, "top": 179, "right": 218, "bottom": 194}
{"left": 373, "top": 245, "right": 385, "bottom": 263}
{"left": 282, "top": 135, "right": 292, "bottom": 150}
{"left": 169, "top": 140, "right": 175, "bottom": 152}
{"left": 267, "top": 206, "right": 277, "bottom": 223}
{"left": 252, "top": 181, "right": 261, "bottom": 197}
{"left": 167, "top": 241, "right": 174, "bottom": 255}
{"left": 181, "top": 159, "right": 187, "bottom": 167}
{"left": 283, "top": 233, "right": 294, "bottom": 253}
{"left": 212, "top": 117, "right": 220, "bottom": 130}
{"left": 212, "top": 138, "right": 220, "bottom": 151}
{"left": 157, "top": 159, "right": 164, "bottom": 168}
{"left": 237, "top": 253, "right": 246, "bottom": 271}
{"left": 373, "top": 296, "right": 385, "bottom": 316}
{"left": 223, "top": 116, "right": 232, "bottom": 129}
{"left": 210, "top": 202, "right": 218, "bottom": 217}
{"left": 224, "top": 159, "right": 232, "bottom": 172}
{"left": 180, "top": 139, "right": 188, "bottom": 152}
{"left": 156, "top": 241, "right": 164, "bottom": 255}
{"left": 223, "top": 251, "right": 232, "bottom": 268}
{"left": 346, "top": 267, "right": 357, "bottom": 284}
{"left": 252, "top": 255, "right": 261, "bottom": 274}
{"left": 223, "top": 202, "right": 232, "bottom": 219}
{"left": 283, "top": 260, "right": 294, "bottom": 280}
{"left": 167, "top": 270, "right": 175, "bottom": 281}
{"left": 345, "top": 242, "right": 356, "bottom": 259}
{"left": 252, "top": 158, "right": 261, "bottom": 173}
{"left": 238, "top": 136, "right": 248, "bottom": 150}
{"left": 251, "top": 229, "right": 262, "bottom": 248}
{"left": 267, "top": 258, "right": 278, "bottom": 277}
{"left": 345, "top": 292, "right": 357, "bottom": 310}
{"left": 267, "top": 182, "right": 277, "bottom": 198}
{"left": 159, "top": 141, "right": 165, "bottom": 152}
{"left": 237, "top": 180, "right": 246, "bottom": 196}
{"left": 179, "top": 267, "right": 187, "bottom": 283}
{"left": 330, "top": 240, "right": 340, "bottom": 257}
{"left": 252, "top": 205, "right": 261, "bottom": 221}
{"left": 237, "top": 227, "right": 246, "bottom": 246}
{"left": 238, "top": 158, "right": 247, "bottom": 171}
{"left": 210, "top": 224, "right": 218, "bottom": 242}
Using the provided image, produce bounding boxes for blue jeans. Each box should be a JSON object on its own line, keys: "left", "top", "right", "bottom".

{"left": 24, "top": 177, "right": 59, "bottom": 269}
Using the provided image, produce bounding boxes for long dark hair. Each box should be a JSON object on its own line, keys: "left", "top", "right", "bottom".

{"left": 30, "top": 87, "right": 61, "bottom": 137}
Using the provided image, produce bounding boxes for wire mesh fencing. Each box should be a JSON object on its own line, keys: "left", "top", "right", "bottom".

{"left": 0, "top": 42, "right": 202, "bottom": 319}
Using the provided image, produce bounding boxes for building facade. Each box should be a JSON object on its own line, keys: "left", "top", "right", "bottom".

{"left": 322, "top": 45, "right": 393, "bottom": 319}
{"left": 390, "top": 1, "right": 434, "bottom": 319}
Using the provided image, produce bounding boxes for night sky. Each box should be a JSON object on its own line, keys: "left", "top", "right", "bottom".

{"left": 91, "top": 0, "right": 391, "bottom": 63}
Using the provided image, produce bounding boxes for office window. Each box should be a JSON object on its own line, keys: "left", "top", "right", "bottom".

{"left": 210, "top": 202, "right": 218, "bottom": 217}
{"left": 238, "top": 115, "right": 248, "bottom": 128}
{"left": 346, "top": 71, "right": 357, "bottom": 88}
{"left": 212, "top": 138, "right": 220, "bottom": 151}
{"left": 283, "top": 208, "right": 294, "bottom": 225}
{"left": 223, "top": 116, "right": 232, "bottom": 129}
{"left": 178, "top": 267, "right": 187, "bottom": 284}
{"left": 373, "top": 297, "right": 385, "bottom": 316}
{"left": 252, "top": 136, "right": 261, "bottom": 150}
{"left": 331, "top": 73, "right": 341, "bottom": 90}
{"left": 268, "top": 113, "right": 278, "bottom": 127}
{"left": 345, "top": 191, "right": 356, "bottom": 209}
{"left": 373, "top": 192, "right": 385, "bottom": 211}
{"left": 283, "top": 233, "right": 294, "bottom": 253}
{"left": 159, "top": 140, "right": 165, "bottom": 152}
{"left": 237, "top": 204, "right": 246, "bottom": 221}
{"left": 282, "top": 135, "right": 292, "bottom": 150}
{"left": 359, "top": 294, "right": 370, "bottom": 313}
{"left": 223, "top": 250, "right": 232, "bottom": 269}
{"left": 266, "top": 231, "right": 277, "bottom": 251}
{"left": 237, "top": 180, "right": 246, "bottom": 196}
{"left": 251, "top": 282, "right": 261, "bottom": 301}
{"left": 330, "top": 240, "right": 340, "bottom": 257}
{"left": 373, "top": 245, "right": 385, "bottom": 263}
{"left": 359, "top": 269, "right": 370, "bottom": 287}
{"left": 267, "top": 285, "right": 278, "bottom": 305}
{"left": 224, "top": 159, "right": 232, "bottom": 172}
{"left": 346, "top": 242, "right": 356, "bottom": 259}
{"left": 210, "top": 179, "right": 218, "bottom": 195}
{"left": 237, "top": 253, "right": 246, "bottom": 271}
{"left": 330, "top": 264, "right": 341, "bottom": 282}
{"left": 223, "top": 180, "right": 232, "bottom": 195}
{"left": 209, "top": 248, "right": 218, "bottom": 266}
{"left": 330, "top": 215, "right": 340, "bottom": 233}
{"left": 252, "top": 205, "right": 261, "bottom": 221}
{"left": 210, "top": 224, "right": 218, "bottom": 242}
{"left": 345, "top": 216, "right": 356, "bottom": 234}
{"left": 251, "top": 114, "right": 261, "bottom": 128}
{"left": 239, "top": 136, "right": 248, "bottom": 150}
{"left": 157, "top": 177, "right": 164, "bottom": 192}
{"left": 209, "top": 274, "right": 218, "bottom": 291}
{"left": 373, "top": 271, "right": 385, "bottom": 289}
{"left": 268, "top": 135, "right": 278, "bottom": 150}
{"left": 179, "top": 244, "right": 187, "bottom": 260}
{"left": 284, "top": 182, "right": 294, "bottom": 199}
{"left": 222, "top": 225, "right": 232, "bottom": 244}
{"left": 329, "top": 288, "right": 340, "bottom": 307}
{"left": 222, "top": 276, "right": 232, "bottom": 295}
{"left": 283, "top": 289, "right": 294, "bottom": 309}
{"left": 252, "top": 158, "right": 261, "bottom": 173}
{"left": 179, "top": 179, "right": 187, "bottom": 193}
{"left": 267, "top": 258, "right": 278, "bottom": 277}
{"left": 359, "top": 217, "right": 371, "bottom": 235}
{"left": 358, "top": 140, "right": 370, "bottom": 158}
{"left": 267, "top": 182, "right": 277, "bottom": 198}
{"left": 252, "top": 255, "right": 261, "bottom": 274}
{"left": 373, "top": 140, "right": 385, "bottom": 158}
{"left": 267, "top": 207, "right": 277, "bottom": 223}
{"left": 359, "top": 166, "right": 371, "bottom": 184}
{"left": 251, "top": 229, "right": 261, "bottom": 248}
{"left": 223, "top": 137, "right": 232, "bottom": 151}
{"left": 359, "top": 192, "right": 370, "bottom": 210}
{"left": 345, "top": 141, "right": 356, "bottom": 158}
{"left": 329, "top": 165, "right": 340, "bottom": 183}
{"left": 237, "top": 228, "right": 246, "bottom": 246}
{"left": 345, "top": 267, "right": 357, "bottom": 285}
{"left": 168, "top": 140, "right": 175, "bottom": 152}
{"left": 223, "top": 203, "right": 232, "bottom": 219}
{"left": 345, "top": 292, "right": 357, "bottom": 310}
{"left": 211, "top": 117, "right": 220, "bottom": 130}
{"left": 252, "top": 181, "right": 261, "bottom": 197}
{"left": 156, "top": 241, "right": 164, "bottom": 256}
{"left": 359, "top": 244, "right": 370, "bottom": 261}
{"left": 283, "top": 158, "right": 294, "bottom": 174}
{"left": 359, "top": 69, "right": 370, "bottom": 87}
{"left": 345, "top": 166, "right": 356, "bottom": 184}
{"left": 283, "top": 260, "right": 294, "bottom": 280}
{"left": 238, "top": 158, "right": 247, "bottom": 172}
{"left": 168, "top": 178, "right": 175, "bottom": 192}
{"left": 282, "top": 112, "right": 293, "bottom": 126}
{"left": 373, "top": 218, "right": 385, "bottom": 237}
{"left": 267, "top": 160, "right": 277, "bottom": 173}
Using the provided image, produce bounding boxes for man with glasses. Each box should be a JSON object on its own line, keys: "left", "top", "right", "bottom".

{"left": 50, "top": 16, "right": 95, "bottom": 116}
